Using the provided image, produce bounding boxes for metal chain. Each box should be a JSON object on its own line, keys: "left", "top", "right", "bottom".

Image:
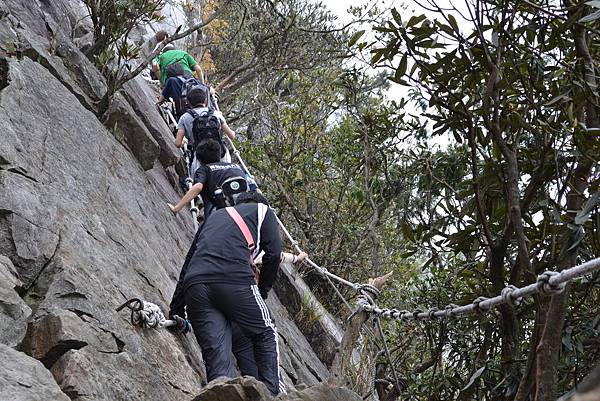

{"left": 223, "top": 137, "right": 600, "bottom": 326}
{"left": 357, "top": 257, "right": 600, "bottom": 321}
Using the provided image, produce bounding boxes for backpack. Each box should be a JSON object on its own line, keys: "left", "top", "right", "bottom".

{"left": 189, "top": 109, "right": 225, "bottom": 157}
{"left": 179, "top": 77, "right": 215, "bottom": 115}
{"left": 165, "top": 63, "right": 183, "bottom": 79}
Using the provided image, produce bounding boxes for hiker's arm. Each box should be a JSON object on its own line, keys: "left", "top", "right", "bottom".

{"left": 193, "top": 64, "right": 204, "bottom": 84}
{"left": 168, "top": 183, "right": 203, "bottom": 214}
{"left": 281, "top": 251, "right": 308, "bottom": 264}
{"left": 221, "top": 122, "right": 236, "bottom": 140}
{"left": 175, "top": 128, "right": 186, "bottom": 148}
{"left": 153, "top": 63, "right": 161, "bottom": 86}
{"left": 157, "top": 80, "right": 172, "bottom": 104}
{"left": 257, "top": 209, "right": 282, "bottom": 299}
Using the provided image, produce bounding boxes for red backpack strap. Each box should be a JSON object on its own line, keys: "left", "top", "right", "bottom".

{"left": 225, "top": 207, "right": 255, "bottom": 252}
{"left": 225, "top": 207, "right": 259, "bottom": 283}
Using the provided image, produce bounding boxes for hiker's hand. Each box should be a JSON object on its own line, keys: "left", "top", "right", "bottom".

{"left": 171, "top": 315, "right": 191, "bottom": 334}
{"left": 296, "top": 251, "right": 308, "bottom": 263}
{"left": 168, "top": 203, "right": 179, "bottom": 215}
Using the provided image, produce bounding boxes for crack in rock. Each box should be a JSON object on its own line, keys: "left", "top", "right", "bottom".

{"left": 167, "top": 380, "right": 193, "bottom": 395}
{"left": 40, "top": 339, "right": 88, "bottom": 369}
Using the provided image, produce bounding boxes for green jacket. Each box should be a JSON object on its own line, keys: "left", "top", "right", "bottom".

{"left": 157, "top": 49, "right": 197, "bottom": 84}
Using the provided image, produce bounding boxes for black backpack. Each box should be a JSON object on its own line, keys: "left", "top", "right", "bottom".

{"left": 189, "top": 109, "right": 225, "bottom": 157}
{"left": 179, "top": 78, "right": 215, "bottom": 114}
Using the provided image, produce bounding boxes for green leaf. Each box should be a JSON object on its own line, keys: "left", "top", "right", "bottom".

{"left": 407, "top": 14, "right": 426, "bottom": 28}
{"left": 400, "top": 220, "right": 415, "bottom": 242}
{"left": 391, "top": 8, "right": 402, "bottom": 26}
{"left": 349, "top": 30, "right": 365, "bottom": 47}
{"left": 371, "top": 49, "right": 385, "bottom": 63}
{"left": 373, "top": 26, "right": 396, "bottom": 33}
{"left": 567, "top": 225, "right": 586, "bottom": 252}
{"left": 545, "top": 90, "right": 569, "bottom": 107}
{"left": 397, "top": 54, "right": 408, "bottom": 77}
{"left": 448, "top": 14, "right": 459, "bottom": 32}
{"left": 574, "top": 192, "right": 600, "bottom": 225}
{"left": 452, "top": 130, "right": 463, "bottom": 143}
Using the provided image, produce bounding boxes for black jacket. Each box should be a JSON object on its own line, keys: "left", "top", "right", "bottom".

{"left": 169, "top": 202, "right": 281, "bottom": 318}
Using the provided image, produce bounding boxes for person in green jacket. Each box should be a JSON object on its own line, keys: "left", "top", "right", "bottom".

{"left": 152, "top": 40, "right": 204, "bottom": 86}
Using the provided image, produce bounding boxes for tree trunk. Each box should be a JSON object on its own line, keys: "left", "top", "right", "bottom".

{"left": 329, "top": 273, "right": 392, "bottom": 386}
{"left": 534, "top": 5, "right": 598, "bottom": 399}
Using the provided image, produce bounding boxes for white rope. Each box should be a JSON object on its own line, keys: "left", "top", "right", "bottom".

{"left": 116, "top": 298, "right": 177, "bottom": 329}
{"left": 225, "top": 135, "right": 363, "bottom": 295}
{"left": 161, "top": 103, "right": 201, "bottom": 231}
{"left": 357, "top": 257, "right": 600, "bottom": 321}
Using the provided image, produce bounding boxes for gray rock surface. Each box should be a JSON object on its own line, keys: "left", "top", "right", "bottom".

{"left": 123, "top": 76, "right": 186, "bottom": 173}
{"left": 191, "top": 377, "right": 363, "bottom": 401}
{"left": 0, "top": 55, "right": 204, "bottom": 399}
{"left": 104, "top": 92, "right": 160, "bottom": 170}
{"left": 192, "top": 376, "right": 273, "bottom": 401}
{"left": 0, "top": 344, "right": 70, "bottom": 401}
{"left": 0, "top": 1, "right": 340, "bottom": 399}
{"left": 0, "top": 255, "right": 31, "bottom": 347}
{"left": 274, "top": 262, "right": 343, "bottom": 366}
{"left": 267, "top": 294, "right": 329, "bottom": 388}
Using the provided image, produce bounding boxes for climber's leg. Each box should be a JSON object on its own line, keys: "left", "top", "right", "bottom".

{"left": 185, "top": 283, "right": 236, "bottom": 381}
{"left": 212, "top": 283, "right": 282, "bottom": 395}
{"left": 232, "top": 322, "right": 258, "bottom": 378}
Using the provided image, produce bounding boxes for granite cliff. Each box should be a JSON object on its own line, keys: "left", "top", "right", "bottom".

{"left": 0, "top": 1, "right": 353, "bottom": 399}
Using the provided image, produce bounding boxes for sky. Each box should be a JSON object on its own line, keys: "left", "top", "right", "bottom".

{"left": 319, "top": 0, "right": 460, "bottom": 145}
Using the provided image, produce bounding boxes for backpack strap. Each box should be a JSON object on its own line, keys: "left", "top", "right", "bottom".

{"left": 225, "top": 207, "right": 259, "bottom": 283}
{"left": 252, "top": 203, "right": 269, "bottom": 259}
{"left": 187, "top": 109, "right": 199, "bottom": 119}
{"left": 225, "top": 207, "right": 255, "bottom": 252}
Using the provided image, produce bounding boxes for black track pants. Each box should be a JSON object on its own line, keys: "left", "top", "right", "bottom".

{"left": 185, "top": 283, "right": 283, "bottom": 395}
{"left": 232, "top": 323, "right": 259, "bottom": 378}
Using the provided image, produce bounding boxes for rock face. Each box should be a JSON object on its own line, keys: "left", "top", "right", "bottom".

{"left": 0, "top": 1, "right": 341, "bottom": 400}
{"left": 191, "top": 376, "right": 363, "bottom": 401}
{"left": 0, "top": 255, "right": 31, "bottom": 347}
{"left": 274, "top": 262, "right": 344, "bottom": 366}
{"left": 0, "top": 344, "right": 70, "bottom": 401}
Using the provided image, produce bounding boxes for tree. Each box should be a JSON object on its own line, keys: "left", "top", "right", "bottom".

{"left": 360, "top": 0, "right": 600, "bottom": 399}
{"left": 81, "top": 0, "right": 232, "bottom": 113}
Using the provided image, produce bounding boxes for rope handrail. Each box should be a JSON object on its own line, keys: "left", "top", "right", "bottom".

{"left": 358, "top": 257, "right": 600, "bottom": 321}
{"left": 159, "top": 103, "right": 200, "bottom": 231}
{"left": 226, "top": 136, "right": 363, "bottom": 294}
{"left": 116, "top": 298, "right": 177, "bottom": 328}
{"left": 169, "top": 105, "right": 600, "bottom": 327}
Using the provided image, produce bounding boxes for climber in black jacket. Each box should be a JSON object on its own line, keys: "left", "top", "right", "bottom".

{"left": 170, "top": 190, "right": 283, "bottom": 395}
{"left": 168, "top": 139, "right": 261, "bottom": 378}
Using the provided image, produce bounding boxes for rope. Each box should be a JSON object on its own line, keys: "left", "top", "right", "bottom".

{"left": 357, "top": 257, "right": 600, "bottom": 321}
{"left": 225, "top": 135, "right": 363, "bottom": 299}
{"left": 159, "top": 102, "right": 200, "bottom": 231}
{"left": 374, "top": 318, "right": 402, "bottom": 394}
{"left": 116, "top": 298, "right": 177, "bottom": 328}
